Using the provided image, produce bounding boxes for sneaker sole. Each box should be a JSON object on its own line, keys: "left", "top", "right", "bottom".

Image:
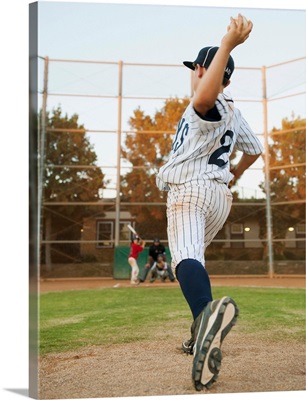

{"left": 192, "top": 296, "right": 239, "bottom": 391}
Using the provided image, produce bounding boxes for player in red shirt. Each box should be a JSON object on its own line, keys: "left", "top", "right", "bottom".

{"left": 128, "top": 235, "right": 146, "bottom": 284}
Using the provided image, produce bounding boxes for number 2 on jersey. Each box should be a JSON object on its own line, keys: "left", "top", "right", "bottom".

{"left": 208, "top": 130, "right": 233, "bottom": 167}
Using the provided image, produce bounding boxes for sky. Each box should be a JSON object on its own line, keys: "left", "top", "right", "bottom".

{"left": 33, "top": 0, "right": 306, "bottom": 198}
{"left": 1, "top": 1, "right": 306, "bottom": 400}
{"left": 37, "top": 2, "right": 305, "bottom": 67}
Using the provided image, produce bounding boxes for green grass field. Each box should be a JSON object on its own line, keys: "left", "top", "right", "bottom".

{"left": 39, "top": 286, "right": 305, "bottom": 356}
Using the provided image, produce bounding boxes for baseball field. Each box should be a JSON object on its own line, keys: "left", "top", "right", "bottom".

{"left": 38, "top": 277, "right": 305, "bottom": 399}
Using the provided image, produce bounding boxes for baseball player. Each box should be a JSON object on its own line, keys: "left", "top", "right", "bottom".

{"left": 128, "top": 235, "right": 146, "bottom": 284}
{"left": 149, "top": 254, "right": 176, "bottom": 283}
{"left": 156, "top": 15, "right": 263, "bottom": 390}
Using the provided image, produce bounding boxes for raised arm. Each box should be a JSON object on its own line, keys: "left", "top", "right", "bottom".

{"left": 193, "top": 15, "right": 253, "bottom": 115}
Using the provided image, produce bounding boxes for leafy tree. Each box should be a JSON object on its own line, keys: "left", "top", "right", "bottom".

{"left": 260, "top": 115, "right": 305, "bottom": 257}
{"left": 44, "top": 107, "right": 105, "bottom": 203}
{"left": 269, "top": 115, "right": 305, "bottom": 201}
{"left": 42, "top": 106, "right": 106, "bottom": 268}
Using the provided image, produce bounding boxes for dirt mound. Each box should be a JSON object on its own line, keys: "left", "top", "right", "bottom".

{"left": 39, "top": 333, "right": 305, "bottom": 398}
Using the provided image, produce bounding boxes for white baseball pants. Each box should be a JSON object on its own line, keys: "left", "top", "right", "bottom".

{"left": 128, "top": 257, "right": 139, "bottom": 283}
{"left": 166, "top": 181, "right": 233, "bottom": 271}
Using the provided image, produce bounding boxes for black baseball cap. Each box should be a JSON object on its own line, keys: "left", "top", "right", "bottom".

{"left": 183, "top": 46, "right": 235, "bottom": 81}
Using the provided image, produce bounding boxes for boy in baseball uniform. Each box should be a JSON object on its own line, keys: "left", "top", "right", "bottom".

{"left": 128, "top": 235, "right": 146, "bottom": 284}
{"left": 156, "top": 15, "right": 263, "bottom": 390}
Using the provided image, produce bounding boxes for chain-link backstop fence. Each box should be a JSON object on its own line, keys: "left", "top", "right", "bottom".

{"left": 35, "top": 56, "right": 306, "bottom": 279}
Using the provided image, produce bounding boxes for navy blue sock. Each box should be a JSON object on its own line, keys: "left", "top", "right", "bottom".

{"left": 176, "top": 259, "right": 212, "bottom": 320}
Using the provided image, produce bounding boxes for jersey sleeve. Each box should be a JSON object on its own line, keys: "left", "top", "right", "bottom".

{"left": 191, "top": 94, "right": 232, "bottom": 131}
{"left": 189, "top": 93, "right": 229, "bottom": 127}
{"left": 234, "top": 110, "right": 264, "bottom": 155}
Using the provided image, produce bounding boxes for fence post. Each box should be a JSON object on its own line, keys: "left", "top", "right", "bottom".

{"left": 40, "top": 56, "right": 50, "bottom": 268}
{"left": 262, "top": 65, "right": 274, "bottom": 278}
{"left": 115, "top": 61, "right": 123, "bottom": 246}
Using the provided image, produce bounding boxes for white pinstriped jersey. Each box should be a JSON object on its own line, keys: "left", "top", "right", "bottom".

{"left": 156, "top": 92, "right": 263, "bottom": 190}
